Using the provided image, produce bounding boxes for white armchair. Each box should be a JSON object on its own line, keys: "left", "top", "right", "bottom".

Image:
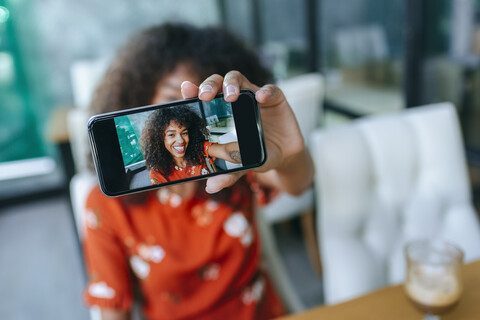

{"left": 311, "top": 103, "right": 480, "bottom": 305}
{"left": 68, "top": 60, "right": 104, "bottom": 239}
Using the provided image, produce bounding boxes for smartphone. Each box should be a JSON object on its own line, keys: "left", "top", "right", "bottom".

{"left": 87, "top": 89, "right": 267, "bottom": 197}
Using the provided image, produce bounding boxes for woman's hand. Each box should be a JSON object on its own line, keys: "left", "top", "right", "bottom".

{"left": 181, "top": 71, "right": 314, "bottom": 195}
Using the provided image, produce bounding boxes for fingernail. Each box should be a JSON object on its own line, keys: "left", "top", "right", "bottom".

{"left": 199, "top": 84, "right": 214, "bottom": 96}
{"left": 225, "top": 85, "right": 237, "bottom": 98}
{"left": 259, "top": 87, "right": 272, "bottom": 96}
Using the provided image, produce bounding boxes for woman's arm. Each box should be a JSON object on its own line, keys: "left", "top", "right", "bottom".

{"left": 255, "top": 147, "right": 314, "bottom": 196}
{"left": 248, "top": 83, "right": 314, "bottom": 195}
{"left": 83, "top": 189, "right": 135, "bottom": 317}
{"left": 208, "top": 142, "right": 242, "bottom": 164}
{"left": 180, "top": 72, "right": 314, "bottom": 195}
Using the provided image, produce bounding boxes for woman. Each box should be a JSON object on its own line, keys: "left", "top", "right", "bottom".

{"left": 141, "top": 105, "right": 241, "bottom": 185}
{"left": 84, "top": 23, "right": 314, "bottom": 320}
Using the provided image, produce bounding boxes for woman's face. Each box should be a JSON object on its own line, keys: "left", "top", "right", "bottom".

{"left": 152, "top": 63, "right": 200, "bottom": 104}
{"left": 163, "top": 121, "right": 189, "bottom": 160}
{"left": 153, "top": 63, "right": 200, "bottom": 162}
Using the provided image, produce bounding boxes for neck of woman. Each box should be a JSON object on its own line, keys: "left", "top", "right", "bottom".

{"left": 174, "top": 158, "right": 187, "bottom": 169}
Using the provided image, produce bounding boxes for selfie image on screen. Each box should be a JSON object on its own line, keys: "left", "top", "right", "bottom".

{"left": 114, "top": 98, "right": 242, "bottom": 189}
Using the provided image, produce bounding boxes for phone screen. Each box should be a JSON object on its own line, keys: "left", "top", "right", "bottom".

{"left": 88, "top": 89, "right": 266, "bottom": 196}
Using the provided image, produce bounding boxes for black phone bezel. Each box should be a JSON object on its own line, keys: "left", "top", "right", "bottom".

{"left": 87, "top": 89, "right": 267, "bottom": 197}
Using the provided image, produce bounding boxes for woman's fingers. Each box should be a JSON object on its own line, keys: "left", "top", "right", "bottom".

{"left": 188, "top": 71, "right": 260, "bottom": 103}
{"left": 223, "top": 70, "right": 260, "bottom": 102}
{"left": 198, "top": 74, "right": 224, "bottom": 101}
{"left": 180, "top": 74, "right": 224, "bottom": 101}
{"left": 222, "top": 71, "right": 243, "bottom": 102}
{"left": 255, "top": 84, "right": 286, "bottom": 107}
{"left": 180, "top": 81, "right": 199, "bottom": 99}
{"left": 184, "top": 78, "right": 284, "bottom": 108}
{"left": 183, "top": 71, "right": 262, "bottom": 103}
{"left": 205, "top": 172, "right": 245, "bottom": 194}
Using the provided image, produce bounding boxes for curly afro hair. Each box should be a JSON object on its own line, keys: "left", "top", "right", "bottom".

{"left": 141, "top": 105, "right": 209, "bottom": 178}
{"left": 90, "top": 23, "right": 272, "bottom": 115}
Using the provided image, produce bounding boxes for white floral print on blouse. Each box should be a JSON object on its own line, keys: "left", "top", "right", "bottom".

{"left": 223, "top": 212, "right": 254, "bottom": 246}
{"left": 201, "top": 263, "right": 221, "bottom": 281}
{"left": 88, "top": 281, "right": 116, "bottom": 299}
{"left": 130, "top": 255, "right": 150, "bottom": 279}
{"left": 85, "top": 209, "right": 99, "bottom": 229}
{"left": 138, "top": 244, "right": 166, "bottom": 263}
{"left": 241, "top": 277, "right": 265, "bottom": 305}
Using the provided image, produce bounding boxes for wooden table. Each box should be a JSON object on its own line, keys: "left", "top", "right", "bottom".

{"left": 277, "top": 260, "right": 480, "bottom": 320}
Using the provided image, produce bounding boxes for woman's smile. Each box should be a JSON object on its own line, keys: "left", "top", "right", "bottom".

{"left": 172, "top": 145, "right": 185, "bottom": 154}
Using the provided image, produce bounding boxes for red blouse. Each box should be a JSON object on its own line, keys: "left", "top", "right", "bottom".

{"left": 82, "top": 175, "right": 285, "bottom": 320}
{"left": 149, "top": 141, "right": 216, "bottom": 185}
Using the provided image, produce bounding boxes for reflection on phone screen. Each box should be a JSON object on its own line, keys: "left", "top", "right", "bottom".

{"left": 114, "top": 98, "right": 243, "bottom": 189}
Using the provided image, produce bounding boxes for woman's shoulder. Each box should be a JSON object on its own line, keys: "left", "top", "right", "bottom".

{"left": 87, "top": 186, "right": 152, "bottom": 208}
{"left": 86, "top": 185, "right": 132, "bottom": 215}
{"left": 83, "top": 186, "right": 126, "bottom": 233}
{"left": 86, "top": 186, "right": 113, "bottom": 208}
{"left": 86, "top": 185, "right": 109, "bottom": 206}
{"left": 85, "top": 186, "right": 154, "bottom": 231}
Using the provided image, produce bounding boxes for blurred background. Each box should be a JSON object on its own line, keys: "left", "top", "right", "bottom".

{"left": 1, "top": 0, "right": 480, "bottom": 319}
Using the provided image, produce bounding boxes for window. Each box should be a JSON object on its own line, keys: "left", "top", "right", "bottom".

{"left": 318, "top": 0, "right": 406, "bottom": 118}
{"left": 0, "top": 0, "right": 220, "bottom": 200}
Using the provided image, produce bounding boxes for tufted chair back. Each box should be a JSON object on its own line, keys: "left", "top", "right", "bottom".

{"left": 311, "top": 103, "right": 480, "bottom": 304}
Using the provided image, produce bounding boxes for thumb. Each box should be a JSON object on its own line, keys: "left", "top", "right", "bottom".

{"left": 205, "top": 172, "right": 245, "bottom": 193}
